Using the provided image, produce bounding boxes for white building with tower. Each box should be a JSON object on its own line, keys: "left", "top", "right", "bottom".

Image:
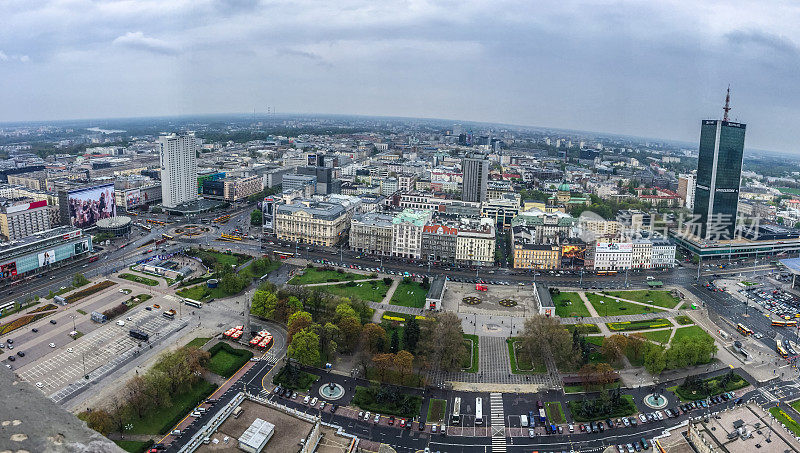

{"left": 157, "top": 132, "right": 198, "bottom": 208}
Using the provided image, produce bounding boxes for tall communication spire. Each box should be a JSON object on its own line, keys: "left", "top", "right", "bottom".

{"left": 723, "top": 85, "right": 731, "bottom": 122}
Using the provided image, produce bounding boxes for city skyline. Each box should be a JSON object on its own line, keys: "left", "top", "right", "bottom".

{"left": 2, "top": 1, "right": 800, "bottom": 154}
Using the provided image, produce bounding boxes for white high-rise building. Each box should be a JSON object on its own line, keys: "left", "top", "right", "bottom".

{"left": 157, "top": 133, "right": 198, "bottom": 208}
{"left": 678, "top": 173, "right": 696, "bottom": 211}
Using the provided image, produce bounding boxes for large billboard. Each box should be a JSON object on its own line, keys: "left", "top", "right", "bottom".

{"left": 126, "top": 189, "right": 141, "bottom": 209}
{"left": 74, "top": 240, "right": 90, "bottom": 255}
{"left": 38, "top": 249, "right": 56, "bottom": 267}
{"left": 0, "top": 262, "right": 17, "bottom": 278}
{"left": 68, "top": 184, "right": 116, "bottom": 228}
{"left": 595, "top": 242, "right": 633, "bottom": 253}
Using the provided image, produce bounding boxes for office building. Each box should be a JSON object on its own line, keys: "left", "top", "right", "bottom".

{"left": 392, "top": 209, "right": 433, "bottom": 259}
{"left": 677, "top": 173, "right": 696, "bottom": 211}
{"left": 692, "top": 90, "right": 746, "bottom": 239}
{"left": 157, "top": 132, "right": 198, "bottom": 208}
{"left": 455, "top": 217, "right": 496, "bottom": 265}
{"left": 0, "top": 199, "right": 51, "bottom": 241}
{"left": 274, "top": 200, "right": 348, "bottom": 246}
{"left": 0, "top": 226, "right": 92, "bottom": 283}
{"left": 350, "top": 212, "right": 394, "bottom": 256}
{"left": 422, "top": 222, "right": 459, "bottom": 264}
{"left": 461, "top": 152, "right": 489, "bottom": 203}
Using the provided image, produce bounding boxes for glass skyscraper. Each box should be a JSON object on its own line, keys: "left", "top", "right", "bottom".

{"left": 692, "top": 119, "right": 746, "bottom": 240}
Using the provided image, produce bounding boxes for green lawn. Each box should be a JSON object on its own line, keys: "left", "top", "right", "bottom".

{"left": 313, "top": 280, "right": 390, "bottom": 303}
{"left": 671, "top": 326, "right": 712, "bottom": 344}
{"left": 188, "top": 249, "right": 247, "bottom": 267}
{"left": 771, "top": 406, "right": 800, "bottom": 437}
{"left": 675, "top": 315, "right": 693, "bottom": 325}
{"left": 207, "top": 343, "right": 253, "bottom": 378}
{"left": 352, "top": 386, "right": 422, "bottom": 418}
{"left": 607, "top": 318, "right": 673, "bottom": 332}
{"left": 671, "top": 373, "right": 749, "bottom": 401}
{"left": 175, "top": 284, "right": 229, "bottom": 301}
{"left": 601, "top": 290, "right": 681, "bottom": 309}
{"left": 390, "top": 282, "right": 427, "bottom": 308}
{"left": 288, "top": 267, "right": 367, "bottom": 285}
{"left": 462, "top": 334, "right": 479, "bottom": 373}
{"left": 563, "top": 385, "right": 586, "bottom": 394}
{"left": 125, "top": 379, "right": 217, "bottom": 434}
{"left": 114, "top": 440, "right": 153, "bottom": 453}
{"left": 272, "top": 365, "right": 318, "bottom": 391}
{"left": 791, "top": 400, "right": 800, "bottom": 413}
{"left": 119, "top": 273, "right": 159, "bottom": 287}
{"left": 563, "top": 323, "right": 600, "bottom": 334}
{"left": 587, "top": 293, "right": 663, "bottom": 316}
{"left": 553, "top": 292, "right": 591, "bottom": 317}
{"left": 427, "top": 398, "right": 447, "bottom": 423}
{"left": 508, "top": 337, "right": 547, "bottom": 373}
{"left": 582, "top": 336, "right": 621, "bottom": 368}
{"left": 545, "top": 402, "right": 566, "bottom": 424}
{"left": 186, "top": 337, "right": 211, "bottom": 349}
{"left": 639, "top": 329, "right": 672, "bottom": 344}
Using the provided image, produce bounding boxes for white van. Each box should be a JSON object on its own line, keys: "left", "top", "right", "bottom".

{"left": 520, "top": 415, "right": 529, "bottom": 427}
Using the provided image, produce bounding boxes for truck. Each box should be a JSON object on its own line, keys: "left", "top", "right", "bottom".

{"left": 162, "top": 309, "right": 176, "bottom": 320}
{"left": 129, "top": 329, "right": 149, "bottom": 341}
{"left": 520, "top": 414, "right": 529, "bottom": 427}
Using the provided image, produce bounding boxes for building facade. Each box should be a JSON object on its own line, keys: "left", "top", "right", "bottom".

{"left": 157, "top": 132, "right": 198, "bottom": 208}
{"left": 455, "top": 218, "right": 496, "bottom": 265}
{"left": 693, "top": 117, "right": 746, "bottom": 240}
{"left": 512, "top": 243, "right": 561, "bottom": 269}
{"left": 349, "top": 212, "right": 394, "bottom": 255}
{"left": 585, "top": 242, "right": 633, "bottom": 270}
{"left": 631, "top": 239, "right": 653, "bottom": 269}
{"left": 391, "top": 209, "right": 433, "bottom": 259}
{"left": 677, "top": 173, "right": 696, "bottom": 211}
{"left": 223, "top": 175, "right": 263, "bottom": 202}
{"left": 0, "top": 199, "right": 51, "bottom": 241}
{"left": 0, "top": 226, "right": 92, "bottom": 284}
{"left": 422, "top": 223, "right": 458, "bottom": 263}
{"left": 461, "top": 152, "right": 489, "bottom": 203}
{"left": 274, "top": 200, "right": 348, "bottom": 246}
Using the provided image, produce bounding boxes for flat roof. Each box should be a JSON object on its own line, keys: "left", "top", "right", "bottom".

{"left": 780, "top": 257, "right": 800, "bottom": 274}
{"left": 536, "top": 284, "right": 555, "bottom": 308}
{"left": 0, "top": 225, "right": 82, "bottom": 253}
{"left": 427, "top": 275, "right": 446, "bottom": 300}
{"left": 238, "top": 417, "right": 275, "bottom": 449}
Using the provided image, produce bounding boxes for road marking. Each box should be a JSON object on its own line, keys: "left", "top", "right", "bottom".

{"left": 489, "top": 393, "right": 506, "bottom": 452}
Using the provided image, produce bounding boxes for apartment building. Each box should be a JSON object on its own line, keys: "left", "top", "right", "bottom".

{"left": 391, "top": 209, "right": 433, "bottom": 259}
{"left": 455, "top": 218, "right": 496, "bottom": 265}
{"left": 349, "top": 212, "right": 394, "bottom": 255}
{"left": 0, "top": 199, "right": 51, "bottom": 241}
{"left": 274, "top": 200, "right": 348, "bottom": 247}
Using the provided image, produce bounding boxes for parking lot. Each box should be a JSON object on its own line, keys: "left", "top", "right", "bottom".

{"left": 12, "top": 292, "right": 185, "bottom": 394}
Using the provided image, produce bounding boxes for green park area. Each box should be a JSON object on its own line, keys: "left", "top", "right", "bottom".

{"left": 427, "top": 399, "right": 447, "bottom": 423}
{"left": 507, "top": 337, "right": 546, "bottom": 373}
{"left": 114, "top": 440, "right": 153, "bottom": 453}
{"left": 675, "top": 315, "right": 694, "bottom": 325}
{"left": 119, "top": 273, "right": 159, "bottom": 287}
{"left": 671, "top": 326, "right": 712, "bottom": 344}
{"left": 462, "top": 334, "right": 479, "bottom": 373}
{"left": 771, "top": 406, "right": 800, "bottom": 437}
{"left": 352, "top": 385, "right": 422, "bottom": 418}
{"left": 186, "top": 337, "right": 211, "bottom": 348}
{"left": 391, "top": 281, "right": 428, "bottom": 308}
{"left": 553, "top": 292, "right": 591, "bottom": 317}
{"left": 601, "top": 290, "right": 681, "bottom": 309}
{"left": 671, "top": 371, "right": 748, "bottom": 401}
{"left": 176, "top": 283, "right": 227, "bottom": 301}
{"left": 125, "top": 380, "right": 216, "bottom": 435}
{"left": 568, "top": 393, "right": 636, "bottom": 422}
{"left": 639, "top": 329, "right": 672, "bottom": 344}
{"left": 207, "top": 343, "right": 253, "bottom": 378}
{"left": 273, "top": 364, "right": 319, "bottom": 391}
{"left": 607, "top": 318, "right": 672, "bottom": 332}
{"left": 288, "top": 267, "right": 367, "bottom": 285}
{"left": 188, "top": 248, "right": 249, "bottom": 267}
{"left": 587, "top": 293, "right": 663, "bottom": 316}
{"left": 545, "top": 402, "right": 566, "bottom": 424}
{"left": 563, "top": 323, "right": 600, "bottom": 334}
{"left": 314, "top": 280, "right": 390, "bottom": 303}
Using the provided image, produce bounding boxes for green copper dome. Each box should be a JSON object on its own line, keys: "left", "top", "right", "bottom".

{"left": 557, "top": 181, "right": 571, "bottom": 192}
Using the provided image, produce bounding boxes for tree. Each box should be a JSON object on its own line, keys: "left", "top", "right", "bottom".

{"left": 361, "top": 323, "right": 387, "bottom": 354}
{"left": 251, "top": 209, "right": 262, "bottom": 226}
{"left": 320, "top": 322, "right": 340, "bottom": 359}
{"left": 390, "top": 329, "right": 400, "bottom": 353}
{"left": 422, "top": 276, "right": 430, "bottom": 289}
{"left": 337, "top": 315, "right": 362, "bottom": 353}
{"left": 520, "top": 314, "right": 577, "bottom": 371}
{"left": 643, "top": 345, "right": 667, "bottom": 375}
{"left": 626, "top": 334, "right": 647, "bottom": 360}
{"left": 394, "top": 350, "right": 414, "bottom": 384}
{"left": 417, "top": 312, "right": 468, "bottom": 372}
{"left": 220, "top": 273, "right": 245, "bottom": 295}
{"left": 72, "top": 273, "right": 89, "bottom": 287}
{"left": 335, "top": 303, "right": 358, "bottom": 322}
{"left": 403, "top": 317, "right": 421, "bottom": 353}
{"left": 80, "top": 409, "right": 113, "bottom": 435}
{"left": 601, "top": 335, "right": 628, "bottom": 364}
{"left": 287, "top": 311, "right": 313, "bottom": 342}
{"left": 251, "top": 289, "right": 278, "bottom": 319}
{"left": 372, "top": 353, "right": 395, "bottom": 382}
{"left": 288, "top": 328, "right": 321, "bottom": 366}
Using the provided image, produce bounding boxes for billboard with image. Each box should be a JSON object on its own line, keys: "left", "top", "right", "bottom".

{"left": 126, "top": 189, "right": 141, "bottom": 208}
{"left": 68, "top": 184, "right": 116, "bottom": 228}
{"left": 38, "top": 249, "right": 56, "bottom": 267}
{"left": 0, "top": 262, "right": 17, "bottom": 279}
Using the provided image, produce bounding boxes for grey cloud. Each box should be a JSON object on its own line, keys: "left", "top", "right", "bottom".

{"left": 726, "top": 30, "right": 799, "bottom": 55}
{"left": 112, "top": 31, "right": 179, "bottom": 55}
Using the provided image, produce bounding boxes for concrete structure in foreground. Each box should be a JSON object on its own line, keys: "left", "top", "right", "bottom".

{"left": 238, "top": 418, "right": 276, "bottom": 452}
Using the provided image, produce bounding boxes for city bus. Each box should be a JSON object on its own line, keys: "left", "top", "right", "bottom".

{"left": 213, "top": 214, "right": 232, "bottom": 224}
{"left": 736, "top": 323, "right": 754, "bottom": 336}
{"left": 220, "top": 233, "right": 242, "bottom": 241}
{"left": 162, "top": 233, "right": 174, "bottom": 240}
{"left": 183, "top": 299, "right": 203, "bottom": 309}
{"left": 277, "top": 252, "right": 295, "bottom": 259}
{"left": 147, "top": 219, "right": 165, "bottom": 225}
{"left": 474, "top": 397, "right": 483, "bottom": 425}
{"left": 772, "top": 319, "right": 798, "bottom": 327}
{"left": 777, "top": 340, "right": 789, "bottom": 358}
{"left": 451, "top": 397, "right": 461, "bottom": 424}
{"left": 597, "top": 270, "right": 618, "bottom": 276}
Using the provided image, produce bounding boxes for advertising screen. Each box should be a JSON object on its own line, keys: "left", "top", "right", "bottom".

{"left": 0, "top": 262, "right": 17, "bottom": 278}
{"left": 595, "top": 242, "right": 633, "bottom": 253}
{"left": 38, "top": 249, "right": 56, "bottom": 267}
{"left": 68, "top": 184, "right": 116, "bottom": 228}
{"left": 126, "top": 189, "right": 141, "bottom": 208}
{"left": 561, "top": 245, "right": 586, "bottom": 259}
{"left": 74, "top": 240, "right": 90, "bottom": 255}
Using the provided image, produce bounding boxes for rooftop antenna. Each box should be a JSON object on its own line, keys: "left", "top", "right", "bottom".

{"left": 723, "top": 85, "right": 731, "bottom": 122}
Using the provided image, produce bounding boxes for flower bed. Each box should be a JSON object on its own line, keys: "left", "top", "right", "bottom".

{"left": 0, "top": 312, "right": 52, "bottom": 336}
{"left": 28, "top": 304, "right": 58, "bottom": 314}
{"left": 65, "top": 280, "right": 116, "bottom": 303}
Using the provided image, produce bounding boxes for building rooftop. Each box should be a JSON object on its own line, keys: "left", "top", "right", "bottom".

{"left": 392, "top": 208, "right": 432, "bottom": 227}
{"left": 0, "top": 225, "right": 81, "bottom": 252}
{"left": 238, "top": 417, "right": 275, "bottom": 450}
{"left": 277, "top": 200, "right": 346, "bottom": 220}
{"left": 427, "top": 275, "right": 446, "bottom": 301}
{"left": 352, "top": 212, "right": 394, "bottom": 228}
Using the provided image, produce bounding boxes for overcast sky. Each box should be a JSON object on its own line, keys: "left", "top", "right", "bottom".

{"left": 1, "top": 0, "right": 799, "bottom": 152}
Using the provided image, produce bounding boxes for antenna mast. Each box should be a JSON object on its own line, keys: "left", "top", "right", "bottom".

{"left": 723, "top": 85, "right": 731, "bottom": 122}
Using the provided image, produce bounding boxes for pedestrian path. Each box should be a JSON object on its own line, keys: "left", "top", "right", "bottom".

{"left": 490, "top": 392, "right": 507, "bottom": 452}
{"left": 559, "top": 311, "right": 678, "bottom": 325}
{"left": 300, "top": 278, "right": 379, "bottom": 287}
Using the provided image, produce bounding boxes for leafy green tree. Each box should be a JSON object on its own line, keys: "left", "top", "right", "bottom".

{"left": 403, "top": 317, "right": 420, "bottom": 353}
{"left": 220, "top": 273, "right": 245, "bottom": 295}
{"left": 390, "top": 329, "right": 400, "bottom": 353}
{"left": 288, "top": 328, "right": 321, "bottom": 366}
{"left": 644, "top": 345, "right": 667, "bottom": 375}
{"left": 72, "top": 273, "right": 89, "bottom": 287}
{"left": 335, "top": 303, "right": 358, "bottom": 321}
{"left": 337, "top": 315, "right": 362, "bottom": 352}
{"left": 287, "top": 311, "right": 313, "bottom": 341}
{"left": 251, "top": 209, "right": 262, "bottom": 225}
{"left": 251, "top": 289, "right": 278, "bottom": 319}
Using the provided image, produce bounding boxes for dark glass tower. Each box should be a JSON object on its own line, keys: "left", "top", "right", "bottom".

{"left": 692, "top": 118, "right": 746, "bottom": 240}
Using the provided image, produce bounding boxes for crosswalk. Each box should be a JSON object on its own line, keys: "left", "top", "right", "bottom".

{"left": 489, "top": 392, "right": 507, "bottom": 453}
